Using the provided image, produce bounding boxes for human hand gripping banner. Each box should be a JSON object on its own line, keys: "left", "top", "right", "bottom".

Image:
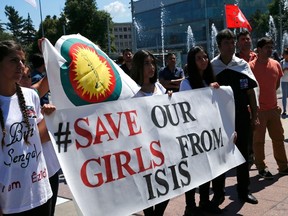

{"left": 41, "top": 34, "right": 140, "bottom": 109}
{"left": 45, "top": 85, "right": 245, "bottom": 216}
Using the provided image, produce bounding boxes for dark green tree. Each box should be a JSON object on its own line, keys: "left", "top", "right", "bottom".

{"left": 0, "top": 31, "right": 13, "bottom": 41}
{"left": 31, "top": 15, "right": 64, "bottom": 54}
{"left": 22, "top": 13, "right": 37, "bottom": 46}
{"left": 42, "top": 15, "right": 63, "bottom": 44}
{"left": 250, "top": 10, "right": 269, "bottom": 45}
{"left": 0, "top": 21, "right": 5, "bottom": 32}
{"left": 250, "top": 0, "right": 288, "bottom": 52}
{"left": 64, "top": 0, "right": 97, "bottom": 35}
{"left": 0, "top": 19, "right": 13, "bottom": 41}
{"left": 4, "top": 6, "right": 25, "bottom": 41}
{"left": 64, "top": 0, "right": 113, "bottom": 52}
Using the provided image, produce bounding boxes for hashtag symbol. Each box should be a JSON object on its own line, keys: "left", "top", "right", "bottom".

{"left": 54, "top": 122, "right": 72, "bottom": 153}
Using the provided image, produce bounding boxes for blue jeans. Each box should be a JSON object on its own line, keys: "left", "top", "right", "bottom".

{"left": 281, "top": 82, "right": 288, "bottom": 112}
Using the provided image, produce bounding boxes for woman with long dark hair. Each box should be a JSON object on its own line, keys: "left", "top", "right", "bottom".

{"left": 180, "top": 46, "right": 221, "bottom": 216}
{"left": 0, "top": 40, "right": 53, "bottom": 215}
{"left": 131, "top": 50, "right": 170, "bottom": 216}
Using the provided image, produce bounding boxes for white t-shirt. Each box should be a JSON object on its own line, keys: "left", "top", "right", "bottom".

{"left": 133, "top": 82, "right": 166, "bottom": 97}
{"left": 180, "top": 78, "right": 208, "bottom": 91}
{"left": 0, "top": 87, "right": 52, "bottom": 214}
{"left": 281, "top": 60, "right": 288, "bottom": 82}
{"left": 179, "top": 79, "right": 193, "bottom": 91}
{"left": 29, "top": 89, "right": 60, "bottom": 178}
{"left": 42, "top": 140, "right": 61, "bottom": 178}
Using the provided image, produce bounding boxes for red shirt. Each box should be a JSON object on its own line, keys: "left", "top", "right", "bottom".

{"left": 249, "top": 58, "right": 283, "bottom": 111}
{"left": 238, "top": 50, "right": 257, "bottom": 62}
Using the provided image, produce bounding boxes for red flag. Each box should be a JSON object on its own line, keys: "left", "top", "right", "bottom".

{"left": 225, "top": 4, "right": 252, "bottom": 32}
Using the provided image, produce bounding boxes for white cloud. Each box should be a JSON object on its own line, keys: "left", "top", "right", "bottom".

{"left": 103, "top": 1, "right": 130, "bottom": 22}
{"left": 104, "top": 1, "right": 126, "bottom": 13}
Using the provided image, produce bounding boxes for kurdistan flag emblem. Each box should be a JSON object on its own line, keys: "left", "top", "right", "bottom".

{"left": 42, "top": 34, "right": 140, "bottom": 109}
{"left": 60, "top": 38, "right": 122, "bottom": 105}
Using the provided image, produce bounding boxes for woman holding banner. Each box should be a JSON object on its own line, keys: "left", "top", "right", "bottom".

{"left": 179, "top": 46, "right": 222, "bottom": 216}
{"left": 131, "top": 50, "right": 170, "bottom": 216}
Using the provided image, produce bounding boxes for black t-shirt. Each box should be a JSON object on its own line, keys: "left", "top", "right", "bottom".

{"left": 216, "top": 68, "right": 257, "bottom": 113}
{"left": 120, "top": 64, "right": 131, "bottom": 77}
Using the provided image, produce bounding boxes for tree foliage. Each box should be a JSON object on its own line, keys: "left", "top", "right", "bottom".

{"left": 0, "top": 21, "right": 5, "bottom": 32}
{"left": 64, "top": 0, "right": 112, "bottom": 52}
{"left": 22, "top": 14, "right": 36, "bottom": 45}
{"left": 2, "top": 0, "right": 114, "bottom": 55}
{"left": 0, "top": 31, "right": 13, "bottom": 41}
{"left": 5, "top": 6, "right": 25, "bottom": 41}
{"left": 250, "top": 0, "right": 288, "bottom": 51}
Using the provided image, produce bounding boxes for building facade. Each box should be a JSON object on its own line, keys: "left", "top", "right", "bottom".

{"left": 132, "top": 0, "right": 272, "bottom": 65}
{"left": 112, "top": 22, "right": 133, "bottom": 55}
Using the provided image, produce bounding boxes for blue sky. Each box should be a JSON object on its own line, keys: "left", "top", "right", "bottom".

{"left": 0, "top": 0, "right": 132, "bottom": 29}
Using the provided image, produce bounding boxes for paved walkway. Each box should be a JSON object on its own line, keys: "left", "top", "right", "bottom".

{"left": 55, "top": 98, "right": 288, "bottom": 216}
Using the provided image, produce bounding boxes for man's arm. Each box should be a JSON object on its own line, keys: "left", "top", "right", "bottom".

{"left": 276, "top": 78, "right": 280, "bottom": 90}
{"left": 159, "top": 77, "right": 184, "bottom": 90}
{"left": 276, "top": 62, "right": 284, "bottom": 90}
{"left": 38, "top": 104, "right": 56, "bottom": 143}
{"left": 31, "top": 76, "right": 49, "bottom": 98}
{"left": 247, "top": 88, "right": 259, "bottom": 127}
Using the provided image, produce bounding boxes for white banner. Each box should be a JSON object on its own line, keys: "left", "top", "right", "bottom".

{"left": 45, "top": 86, "right": 244, "bottom": 216}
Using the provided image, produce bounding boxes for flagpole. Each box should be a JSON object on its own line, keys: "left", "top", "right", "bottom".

{"left": 38, "top": 0, "right": 44, "bottom": 37}
{"left": 223, "top": 4, "right": 227, "bottom": 29}
{"left": 279, "top": 1, "right": 283, "bottom": 54}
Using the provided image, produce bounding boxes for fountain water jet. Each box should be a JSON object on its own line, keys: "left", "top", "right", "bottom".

{"left": 282, "top": 31, "right": 288, "bottom": 54}
{"left": 211, "top": 23, "right": 218, "bottom": 59}
{"left": 187, "top": 25, "right": 195, "bottom": 52}
{"left": 266, "top": 15, "right": 277, "bottom": 45}
{"left": 133, "top": 18, "right": 142, "bottom": 41}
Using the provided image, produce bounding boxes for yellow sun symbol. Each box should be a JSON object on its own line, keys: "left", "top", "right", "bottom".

{"left": 73, "top": 46, "right": 113, "bottom": 99}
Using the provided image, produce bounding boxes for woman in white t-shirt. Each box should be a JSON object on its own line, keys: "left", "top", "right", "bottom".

{"left": 132, "top": 50, "right": 167, "bottom": 97}
{"left": 0, "top": 40, "right": 52, "bottom": 215}
{"left": 131, "top": 50, "right": 169, "bottom": 216}
{"left": 280, "top": 48, "right": 288, "bottom": 115}
{"left": 180, "top": 46, "right": 220, "bottom": 216}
